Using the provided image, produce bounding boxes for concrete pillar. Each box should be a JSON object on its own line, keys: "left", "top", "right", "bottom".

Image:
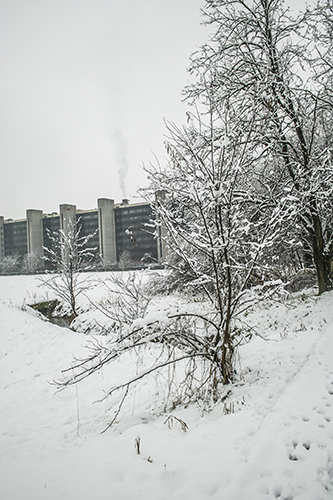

{"left": 98, "top": 198, "right": 116, "bottom": 264}
{"left": 59, "top": 204, "right": 77, "bottom": 265}
{"left": 59, "top": 204, "right": 76, "bottom": 233}
{"left": 155, "top": 191, "right": 167, "bottom": 263}
{"left": 26, "top": 209, "right": 43, "bottom": 255}
{"left": 26, "top": 209, "right": 44, "bottom": 271}
{"left": 0, "top": 216, "right": 4, "bottom": 260}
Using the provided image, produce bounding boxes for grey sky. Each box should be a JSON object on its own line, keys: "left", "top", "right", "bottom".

{"left": 0, "top": 0, "right": 208, "bottom": 219}
{"left": 0, "top": 0, "right": 306, "bottom": 220}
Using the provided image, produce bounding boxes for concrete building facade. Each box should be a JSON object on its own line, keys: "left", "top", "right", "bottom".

{"left": 3, "top": 218, "right": 27, "bottom": 257}
{"left": 59, "top": 204, "right": 76, "bottom": 234}
{"left": 98, "top": 198, "right": 117, "bottom": 264}
{"left": 1, "top": 198, "right": 161, "bottom": 269}
{"left": 155, "top": 191, "right": 168, "bottom": 263}
{"left": 26, "top": 210, "right": 43, "bottom": 256}
{"left": 0, "top": 216, "right": 4, "bottom": 260}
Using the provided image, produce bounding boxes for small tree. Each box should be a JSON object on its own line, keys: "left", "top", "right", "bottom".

{"left": 41, "top": 218, "right": 96, "bottom": 318}
{"left": 118, "top": 250, "right": 134, "bottom": 271}
{"left": 22, "top": 251, "right": 43, "bottom": 274}
{"left": 0, "top": 254, "right": 21, "bottom": 275}
{"left": 144, "top": 104, "right": 293, "bottom": 383}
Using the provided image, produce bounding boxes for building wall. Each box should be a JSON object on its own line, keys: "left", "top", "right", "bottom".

{"left": 43, "top": 214, "right": 60, "bottom": 270}
{"left": 115, "top": 201, "right": 157, "bottom": 263}
{"left": 3, "top": 219, "right": 27, "bottom": 257}
{"left": 0, "top": 216, "right": 4, "bottom": 260}
{"left": 43, "top": 214, "right": 60, "bottom": 250}
{"left": 1, "top": 198, "right": 160, "bottom": 267}
{"left": 77, "top": 210, "right": 100, "bottom": 262}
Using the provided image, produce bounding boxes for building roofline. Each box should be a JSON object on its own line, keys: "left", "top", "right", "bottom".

{"left": 4, "top": 218, "right": 27, "bottom": 224}
{"left": 114, "top": 201, "right": 150, "bottom": 209}
{"left": 2, "top": 200, "right": 152, "bottom": 223}
{"left": 43, "top": 213, "right": 59, "bottom": 219}
{"left": 76, "top": 208, "right": 98, "bottom": 214}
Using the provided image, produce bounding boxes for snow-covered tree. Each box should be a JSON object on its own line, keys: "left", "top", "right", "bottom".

{"left": 144, "top": 99, "right": 293, "bottom": 383}
{"left": 0, "top": 254, "right": 21, "bottom": 275}
{"left": 118, "top": 250, "right": 134, "bottom": 271}
{"left": 41, "top": 218, "right": 96, "bottom": 318}
{"left": 22, "top": 251, "right": 43, "bottom": 274}
{"left": 184, "top": 0, "right": 333, "bottom": 293}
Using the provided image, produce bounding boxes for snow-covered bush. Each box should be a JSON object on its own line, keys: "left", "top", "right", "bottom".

{"left": 80, "top": 271, "right": 154, "bottom": 336}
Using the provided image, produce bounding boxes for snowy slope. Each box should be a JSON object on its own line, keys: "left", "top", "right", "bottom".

{"left": 0, "top": 275, "right": 332, "bottom": 500}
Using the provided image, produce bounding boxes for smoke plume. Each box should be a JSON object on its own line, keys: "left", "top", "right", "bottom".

{"left": 111, "top": 128, "right": 129, "bottom": 199}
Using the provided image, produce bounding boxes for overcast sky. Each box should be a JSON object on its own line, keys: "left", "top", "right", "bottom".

{"left": 0, "top": 0, "right": 209, "bottom": 219}
{"left": 1, "top": 0, "right": 306, "bottom": 220}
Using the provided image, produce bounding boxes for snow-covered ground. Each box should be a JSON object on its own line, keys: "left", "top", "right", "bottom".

{"left": 0, "top": 273, "right": 332, "bottom": 500}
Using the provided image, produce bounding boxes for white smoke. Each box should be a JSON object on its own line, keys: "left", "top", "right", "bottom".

{"left": 111, "top": 128, "right": 129, "bottom": 199}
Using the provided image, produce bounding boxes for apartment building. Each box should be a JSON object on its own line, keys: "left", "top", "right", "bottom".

{"left": 0, "top": 198, "right": 160, "bottom": 268}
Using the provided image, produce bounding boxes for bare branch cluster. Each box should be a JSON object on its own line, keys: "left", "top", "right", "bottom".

{"left": 40, "top": 217, "right": 97, "bottom": 317}
{"left": 57, "top": 297, "right": 254, "bottom": 418}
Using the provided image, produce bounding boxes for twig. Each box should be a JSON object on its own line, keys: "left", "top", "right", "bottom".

{"left": 101, "top": 385, "right": 129, "bottom": 433}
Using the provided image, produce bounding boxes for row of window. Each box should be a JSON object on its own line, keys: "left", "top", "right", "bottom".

{"left": 3, "top": 209, "right": 157, "bottom": 260}
{"left": 116, "top": 207, "right": 151, "bottom": 216}
{"left": 79, "top": 213, "right": 98, "bottom": 221}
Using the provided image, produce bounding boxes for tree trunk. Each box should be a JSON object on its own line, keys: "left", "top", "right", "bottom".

{"left": 311, "top": 213, "right": 331, "bottom": 294}
{"left": 221, "top": 333, "right": 234, "bottom": 385}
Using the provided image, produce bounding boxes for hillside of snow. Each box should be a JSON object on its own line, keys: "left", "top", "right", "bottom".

{"left": 0, "top": 274, "right": 333, "bottom": 500}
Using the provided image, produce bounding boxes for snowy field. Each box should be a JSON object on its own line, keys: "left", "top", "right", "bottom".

{"left": 0, "top": 273, "right": 333, "bottom": 500}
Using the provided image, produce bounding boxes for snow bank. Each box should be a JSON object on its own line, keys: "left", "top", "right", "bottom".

{"left": 0, "top": 275, "right": 332, "bottom": 499}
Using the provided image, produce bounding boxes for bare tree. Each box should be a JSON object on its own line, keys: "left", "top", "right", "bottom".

{"left": 41, "top": 218, "right": 96, "bottom": 318}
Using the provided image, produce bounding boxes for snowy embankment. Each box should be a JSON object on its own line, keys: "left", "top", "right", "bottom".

{"left": 0, "top": 274, "right": 333, "bottom": 500}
